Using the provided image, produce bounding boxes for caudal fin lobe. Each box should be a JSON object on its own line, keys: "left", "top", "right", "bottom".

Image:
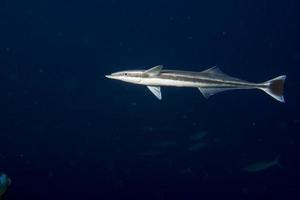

{"left": 261, "top": 75, "right": 286, "bottom": 103}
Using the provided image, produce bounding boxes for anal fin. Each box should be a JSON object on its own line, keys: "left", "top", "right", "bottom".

{"left": 198, "top": 87, "right": 234, "bottom": 98}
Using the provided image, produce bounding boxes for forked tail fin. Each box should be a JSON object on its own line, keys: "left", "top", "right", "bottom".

{"left": 260, "top": 75, "right": 286, "bottom": 103}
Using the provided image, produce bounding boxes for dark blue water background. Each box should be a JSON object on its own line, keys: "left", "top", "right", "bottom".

{"left": 0, "top": 0, "right": 300, "bottom": 199}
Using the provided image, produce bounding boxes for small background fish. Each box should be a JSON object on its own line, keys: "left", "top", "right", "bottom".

{"left": 243, "top": 155, "right": 282, "bottom": 172}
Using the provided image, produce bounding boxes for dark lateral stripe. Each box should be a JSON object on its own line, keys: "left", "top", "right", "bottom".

{"left": 157, "top": 73, "right": 257, "bottom": 87}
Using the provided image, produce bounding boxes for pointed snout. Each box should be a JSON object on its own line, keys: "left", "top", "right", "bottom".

{"left": 105, "top": 72, "right": 122, "bottom": 80}
{"left": 105, "top": 73, "right": 119, "bottom": 79}
{"left": 106, "top": 70, "right": 142, "bottom": 83}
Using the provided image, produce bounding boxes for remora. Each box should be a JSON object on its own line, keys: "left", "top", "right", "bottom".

{"left": 106, "top": 65, "right": 286, "bottom": 102}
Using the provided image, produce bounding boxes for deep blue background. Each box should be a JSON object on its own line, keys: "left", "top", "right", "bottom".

{"left": 0, "top": 0, "right": 300, "bottom": 199}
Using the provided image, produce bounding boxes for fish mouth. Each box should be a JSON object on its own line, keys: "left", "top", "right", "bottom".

{"left": 105, "top": 75, "right": 113, "bottom": 79}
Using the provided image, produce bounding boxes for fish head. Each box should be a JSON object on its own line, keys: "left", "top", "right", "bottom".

{"left": 106, "top": 70, "right": 143, "bottom": 84}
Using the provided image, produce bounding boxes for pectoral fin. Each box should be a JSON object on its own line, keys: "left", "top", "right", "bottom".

{"left": 198, "top": 87, "right": 234, "bottom": 98}
{"left": 147, "top": 86, "right": 162, "bottom": 100}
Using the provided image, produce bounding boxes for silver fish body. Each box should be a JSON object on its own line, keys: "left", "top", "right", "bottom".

{"left": 106, "top": 65, "right": 286, "bottom": 102}
{"left": 244, "top": 155, "right": 282, "bottom": 172}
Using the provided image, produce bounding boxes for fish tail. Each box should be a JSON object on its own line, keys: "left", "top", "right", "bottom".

{"left": 260, "top": 75, "right": 286, "bottom": 103}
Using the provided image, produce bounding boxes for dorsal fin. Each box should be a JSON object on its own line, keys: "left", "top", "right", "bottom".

{"left": 200, "top": 66, "right": 225, "bottom": 75}
{"left": 199, "top": 66, "right": 242, "bottom": 82}
{"left": 144, "top": 65, "right": 163, "bottom": 76}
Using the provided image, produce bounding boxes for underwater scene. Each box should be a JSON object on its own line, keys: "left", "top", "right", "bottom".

{"left": 0, "top": 0, "right": 300, "bottom": 199}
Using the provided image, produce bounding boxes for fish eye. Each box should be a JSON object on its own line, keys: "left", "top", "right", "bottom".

{"left": 124, "top": 73, "right": 128, "bottom": 76}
